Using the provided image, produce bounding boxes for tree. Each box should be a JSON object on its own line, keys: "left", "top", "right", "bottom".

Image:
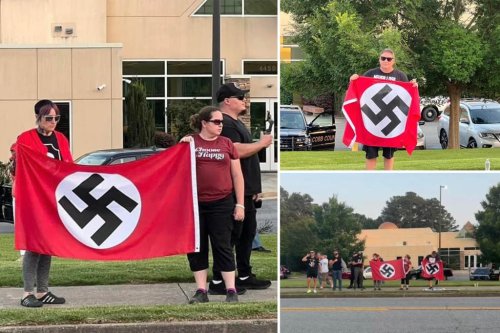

{"left": 281, "top": 0, "right": 500, "bottom": 146}
{"left": 167, "top": 99, "right": 208, "bottom": 141}
{"left": 355, "top": 213, "right": 382, "bottom": 230}
{"left": 475, "top": 183, "right": 500, "bottom": 264}
{"left": 125, "top": 81, "right": 155, "bottom": 148}
{"left": 312, "top": 195, "right": 365, "bottom": 258}
{"left": 380, "top": 192, "right": 458, "bottom": 231}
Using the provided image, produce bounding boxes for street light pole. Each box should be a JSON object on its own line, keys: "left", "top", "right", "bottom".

{"left": 438, "top": 185, "right": 447, "bottom": 253}
{"left": 211, "top": 0, "right": 221, "bottom": 104}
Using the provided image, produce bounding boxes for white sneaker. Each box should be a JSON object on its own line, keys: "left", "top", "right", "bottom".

{"left": 313, "top": 289, "right": 317, "bottom": 293}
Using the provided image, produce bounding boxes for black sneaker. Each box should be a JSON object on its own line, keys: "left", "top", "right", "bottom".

{"left": 208, "top": 281, "right": 247, "bottom": 295}
{"left": 38, "top": 292, "right": 65, "bottom": 304}
{"left": 225, "top": 290, "right": 239, "bottom": 303}
{"left": 236, "top": 275, "right": 271, "bottom": 290}
{"left": 253, "top": 246, "right": 272, "bottom": 253}
{"left": 189, "top": 289, "right": 209, "bottom": 304}
{"left": 21, "top": 295, "right": 43, "bottom": 308}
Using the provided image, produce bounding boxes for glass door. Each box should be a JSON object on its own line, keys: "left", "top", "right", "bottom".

{"left": 250, "top": 99, "right": 277, "bottom": 171}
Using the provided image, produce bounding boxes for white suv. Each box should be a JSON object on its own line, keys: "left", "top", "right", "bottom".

{"left": 438, "top": 99, "right": 500, "bottom": 149}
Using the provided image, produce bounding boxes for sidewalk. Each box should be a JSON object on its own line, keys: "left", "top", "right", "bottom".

{"left": 0, "top": 282, "right": 277, "bottom": 309}
{"left": 261, "top": 172, "right": 277, "bottom": 200}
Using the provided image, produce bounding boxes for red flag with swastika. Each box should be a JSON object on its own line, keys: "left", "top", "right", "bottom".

{"left": 342, "top": 76, "right": 421, "bottom": 155}
{"left": 421, "top": 257, "right": 445, "bottom": 280}
{"left": 370, "top": 258, "right": 406, "bottom": 280}
{"left": 14, "top": 142, "right": 200, "bottom": 260}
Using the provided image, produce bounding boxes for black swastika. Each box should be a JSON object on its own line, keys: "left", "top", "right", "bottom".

{"left": 426, "top": 263, "right": 439, "bottom": 275}
{"left": 361, "top": 84, "right": 409, "bottom": 136}
{"left": 58, "top": 174, "right": 138, "bottom": 246}
{"left": 380, "top": 264, "right": 395, "bottom": 278}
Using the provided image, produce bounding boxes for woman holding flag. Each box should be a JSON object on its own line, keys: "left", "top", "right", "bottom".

{"left": 13, "top": 99, "right": 73, "bottom": 308}
{"left": 181, "top": 106, "right": 245, "bottom": 304}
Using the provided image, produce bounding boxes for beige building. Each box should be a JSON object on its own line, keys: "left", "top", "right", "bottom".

{"left": 0, "top": 0, "right": 278, "bottom": 170}
{"left": 358, "top": 222, "right": 481, "bottom": 270}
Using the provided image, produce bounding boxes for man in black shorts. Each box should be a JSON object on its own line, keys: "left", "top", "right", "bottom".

{"left": 302, "top": 251, "right": 319, "bottom": 293}
{"left": 350, "top": 48, "right": 418, "bottom": 170}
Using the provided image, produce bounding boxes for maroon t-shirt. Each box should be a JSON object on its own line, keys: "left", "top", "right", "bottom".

{"left": 193, "top": 134, "right": 239, "bottom": 202}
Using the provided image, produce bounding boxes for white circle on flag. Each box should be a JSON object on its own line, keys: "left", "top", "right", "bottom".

{"left": 55, "top": 172, "right": 141, "bottom": 249}
{"left": 379, "top": 263, "right": 396, "bottom": 279}
{"left": 360, "top": 83, "right": 412, "bottom": 138}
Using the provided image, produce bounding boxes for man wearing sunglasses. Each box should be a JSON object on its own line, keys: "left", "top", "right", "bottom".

{"left": 350, "top": 48, "right": 418, "bottom": 170}
{"left": 208, "top": 83, "right": 273, "bottom": 295}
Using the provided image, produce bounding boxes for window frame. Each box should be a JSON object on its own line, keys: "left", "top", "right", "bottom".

{"left": 192, "top": 0, "right": 277, "bottom": 17}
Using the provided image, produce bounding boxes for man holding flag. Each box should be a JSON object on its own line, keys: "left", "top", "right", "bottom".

{"left": 346, "top": 48, "right": 420, "bottom": 170}
{"left": 421, "top": 251, "right": 445, "bottom": 290}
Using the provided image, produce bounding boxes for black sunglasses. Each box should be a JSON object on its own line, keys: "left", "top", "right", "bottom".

{"left": 380, "top": 56, "right": 394, "bottom": 62}
{"left": 207, "top": 119, "right": 224, "bottom": 125}
{"left": 230, "top": 95, "right": 245, "bottom": 101}
{"left": 43, "top": 115, "right": 61, "bottom": 122}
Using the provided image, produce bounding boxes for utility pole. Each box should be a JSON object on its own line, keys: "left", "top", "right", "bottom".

{"left": 212, "top": 0, "right": 221, "bottom": 104}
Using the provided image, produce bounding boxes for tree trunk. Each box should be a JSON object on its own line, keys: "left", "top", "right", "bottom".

{"left": 446, "top": 82, "right": 462, "bottom": 149}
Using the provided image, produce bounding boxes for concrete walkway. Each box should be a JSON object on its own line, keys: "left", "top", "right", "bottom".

{"left": 0, "top": 282, "right": 277, "bottom": 309}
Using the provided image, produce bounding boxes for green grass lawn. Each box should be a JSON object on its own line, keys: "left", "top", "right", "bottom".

{"left": 280, "top": 149, "right": 500, "bottom": 170}
{"left": 0, "top": 302, "right": 277, "bottom": 326}
{"left": 0, "top": 234, "right": 277, "bottom": 287}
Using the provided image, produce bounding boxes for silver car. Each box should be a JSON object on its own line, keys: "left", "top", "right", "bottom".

{"left": 438, "top": 99, "right": 500, "bottom": 149}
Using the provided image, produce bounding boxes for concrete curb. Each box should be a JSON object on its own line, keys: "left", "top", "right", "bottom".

{"left": 0, "top": 319, "right": 277, "bottom": 333}
{"left": 281, "top": 288, "right": 500, "bottom": 298}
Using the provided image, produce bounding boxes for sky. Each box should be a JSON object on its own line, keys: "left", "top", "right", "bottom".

{"left": 280, "top": 172, "right": 500, "bottom": 228}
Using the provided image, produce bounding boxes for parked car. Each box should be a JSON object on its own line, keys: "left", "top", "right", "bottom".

{"left": 0, "top": 147, "right": 164, "bottom": 223}
{"left": 280, "top": 265, "right": 291, "bottom": 279}
{"left": 280, "top": 105, "right": 336, "bottom": 151}
{"left": 420, "top": 96, "right": 449, "bottom": 122}
{"left": 408, "top": 265, "right": 454, "bottom": 280}
{"left": 438, "top": 99, "right": 500, "bottom": 149}
{"left": 342, "top": 270, "right": 351, "bottom": 280}
{"left": 469, "top": 267, "right": 500, "bottom": 281}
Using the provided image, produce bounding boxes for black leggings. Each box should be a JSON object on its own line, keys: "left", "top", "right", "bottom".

{"left": 187, "top": 195, "right": 235, "bottom": 272}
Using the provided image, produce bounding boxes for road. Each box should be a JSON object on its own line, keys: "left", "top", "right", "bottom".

{"left": 305, "top": 114, "right": 442, "bottom": 151}
{"left": 281, "top": 297, "right": 500, "bottom": 333}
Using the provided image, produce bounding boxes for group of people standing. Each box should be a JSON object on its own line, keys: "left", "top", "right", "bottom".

{"left": 302, "top": 250, "right": 418, "bottom": 293}
{"left": 11, "top": 82, "right": 273, "bottom": 307}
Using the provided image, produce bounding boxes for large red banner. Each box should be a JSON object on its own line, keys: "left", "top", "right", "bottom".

{"left": 421, "top": 258, "right": 445, "bottom": 280}
{"left": 370, "top": 258, "right": 406, "bottom": 280}
{"left": 342, "top": 76, "right": 421, "bottom": 155}
{"left": 14, "top": 143, "right": 199, "bottom": 260}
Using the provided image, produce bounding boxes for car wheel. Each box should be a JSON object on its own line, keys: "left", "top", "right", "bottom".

{"left": 422, "top": 107, "right": 438, "bottom": 122}
{"left": 439, "top": 130, "right": 448, "bottom": 149}
{"left": 467, "top": 138, "right": 478, "bottom": 148}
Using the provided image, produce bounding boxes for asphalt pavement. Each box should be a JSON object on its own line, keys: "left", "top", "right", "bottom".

{"left": 281, "top": 297, "right": 500, "bottom": 333}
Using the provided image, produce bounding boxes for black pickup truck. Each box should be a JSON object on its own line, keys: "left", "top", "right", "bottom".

{"left": 280, "top": 105, "right": 336, "bottom": 151}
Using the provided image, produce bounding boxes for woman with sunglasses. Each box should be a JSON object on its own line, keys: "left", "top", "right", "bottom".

{"left": 350, "top": 48, "right": 418, "bottom": 170}
{"left": 180, "top": 106, "right": 245, "bottom": 303}
{"left": 12, "top": 99, "right": 73, "bottom": 307}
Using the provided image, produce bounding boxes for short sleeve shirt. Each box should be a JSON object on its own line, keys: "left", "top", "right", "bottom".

{"left": 306, "top": 256, "right": 319, "bottom": 273}
{"left": 363, "top": 68, "right": 409, "bottom": 82}
{"left": 193, "top": 134, "right": 239, "bottom": 202}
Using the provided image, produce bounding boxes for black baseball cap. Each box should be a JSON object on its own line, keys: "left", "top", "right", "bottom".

{"left": 216, "top": 82, "right": 249, "bottom": 103}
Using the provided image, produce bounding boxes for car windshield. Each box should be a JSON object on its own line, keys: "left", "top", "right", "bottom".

{"left": 473, "top": 268, "right": 489, "bottom": 274}
{"left": 470, "top": 108, "right": 500, "bottom": 124}
{"left": 280, "top": 111, "right": 306, "bottom": 130}
{"left": 76, "top": 154, "right": 109, "bottom": 165}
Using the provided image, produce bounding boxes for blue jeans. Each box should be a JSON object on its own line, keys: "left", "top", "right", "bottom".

{"left": 332, "top": 270, "right": 342, "bottom": 290}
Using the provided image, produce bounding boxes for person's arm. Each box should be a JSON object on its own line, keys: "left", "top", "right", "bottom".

{"left": 233, "top": 135, "right": 273, "bottom": 159}
{"left": 350, "top": 74, "right": 359, "bottom": 81}
{"left": 302, "top": 254, "right": 310, "bottom": 262}
{"left": 230, "top": 158, "right": 245, "bottom": 221}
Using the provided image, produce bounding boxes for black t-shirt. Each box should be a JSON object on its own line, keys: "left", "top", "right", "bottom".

{"left": 331, "top": 256, "right": 343, "bottom": 270}
{"left": 37, "top": 132, "right": 62, "bottom": 160}
{"left": 363, "top": 67, "right": 409, "bottom": 82}
{"left": 221, "top": 114, "right": 262, "bottom": 196}
{"left": 305, "top": 256, "right": 319, "bottom": 273}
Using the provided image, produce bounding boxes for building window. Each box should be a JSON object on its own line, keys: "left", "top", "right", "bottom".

{"left": 281, "top": 36, "right": 304, "bottom": 63}
{"left": 243, "top": 61, "right": 277, "bottom": 75}
{"left": 123, "top": 60, "right": 224, "bottom": 132}
{"left": 402, "top": 241, "right": 407, "bottom": 246}
{"left": 195, "top": 0, "right": 277, "bottom": 16}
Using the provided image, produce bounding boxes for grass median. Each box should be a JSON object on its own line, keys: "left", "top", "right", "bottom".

{"left": 280, "top": 149, "right": 500, "bottom": 170}
{"left": 0, "top": 234, "right": 276, "bottom": 286}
